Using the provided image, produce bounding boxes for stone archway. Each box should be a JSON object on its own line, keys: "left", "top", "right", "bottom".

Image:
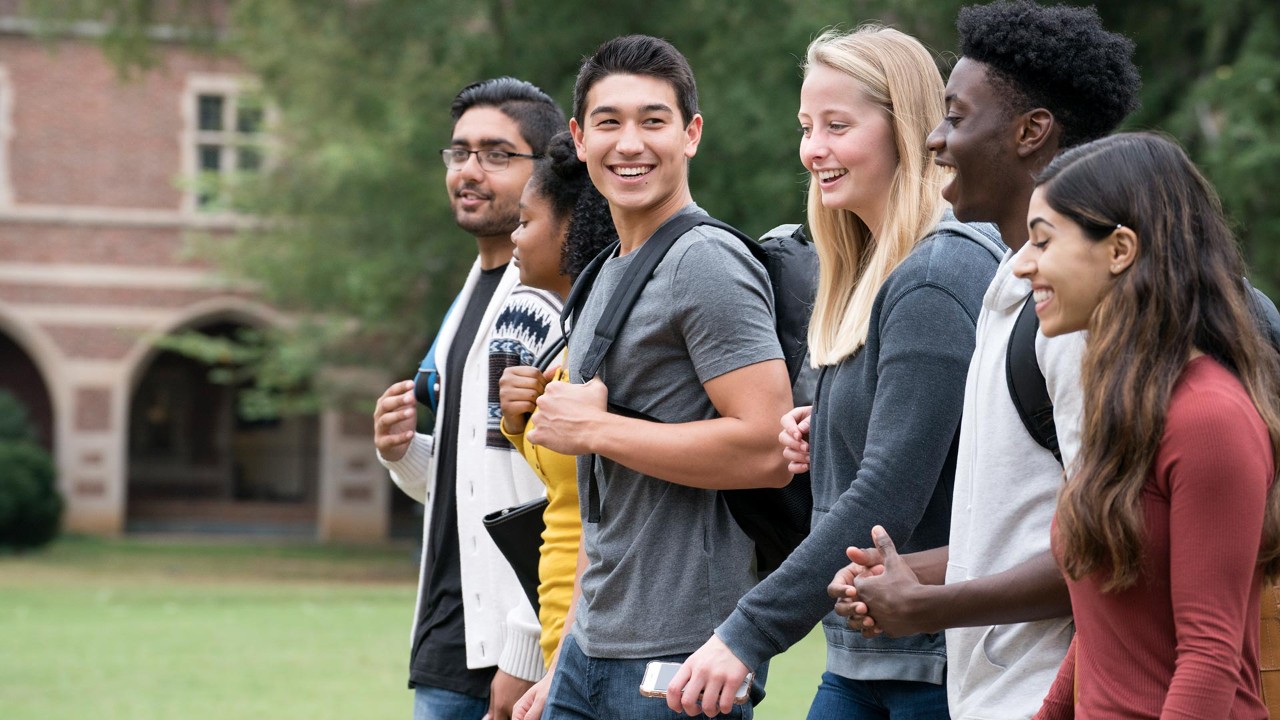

{"left": 124, "top": 319, "right": 320, "bottom": 536}
{"left": 0, "top": 329, "right": 54, "bottom": 451}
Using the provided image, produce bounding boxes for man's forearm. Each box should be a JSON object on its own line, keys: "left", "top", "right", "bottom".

{"left": 590, "top": 413, "right": 790, "bottom": 490}
{"left": 902, "top": 545, "right": 950, "bottom": 586}
{"left": 912, "top": 549, "right": 1070, "bottom": 633}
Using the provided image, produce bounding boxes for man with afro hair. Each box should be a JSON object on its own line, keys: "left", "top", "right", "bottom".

{"left": 826, "top": 2, "right": 1140, "bottom": 718}
{"left": 936, "top": 0, "right": 1140, "bottom": 239}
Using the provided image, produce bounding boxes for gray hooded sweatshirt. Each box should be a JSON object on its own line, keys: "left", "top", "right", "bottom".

{"left": 716, "top": 217, "right": 1002, "bottom": 685}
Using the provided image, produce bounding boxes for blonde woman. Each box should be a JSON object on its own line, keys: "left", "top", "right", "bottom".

{"left": 670, "top": 27, "right": 1002, "bottom": 718}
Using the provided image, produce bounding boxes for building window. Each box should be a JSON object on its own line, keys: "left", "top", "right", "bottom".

{"left": 190, "top": 89, "right": 268, "bottom": 211}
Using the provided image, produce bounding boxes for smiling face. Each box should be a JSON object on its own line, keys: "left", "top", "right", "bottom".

{"left": 798, "top": 63, "right": 898, "bottom": 230}
{"left": 1015, "top": 187, "right": 1130, "bottom": 336}
{"left": 446, "top": 107, "right": 536, "bottom": 239}
{"left": 926, "top": 58, "right": 1024, "bottom": 225}
{"left": 569, "top": 73, "right": 701, "bottom": 226}
{"left": 511, "top": 181, "right": 570, "bottom": 295}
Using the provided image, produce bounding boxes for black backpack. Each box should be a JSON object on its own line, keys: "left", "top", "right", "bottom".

{"left": 558, "top": 211, "right": 818, "bottom": 577}
{"left": 1006, "top": 280, "right": 1280, "bottom": 464}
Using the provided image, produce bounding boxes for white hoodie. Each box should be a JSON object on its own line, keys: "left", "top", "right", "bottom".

{"left": 946, "top": 244, "right": 1085, "bottom": 719}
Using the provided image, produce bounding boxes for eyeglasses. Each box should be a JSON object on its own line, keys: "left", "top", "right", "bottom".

{"left": 440, "top": 148, "right": 541, "bottom": 172}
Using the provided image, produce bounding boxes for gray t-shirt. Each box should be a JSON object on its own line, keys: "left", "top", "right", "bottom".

{"left": 567, "top": 204, "right": 784, "bottom": 659}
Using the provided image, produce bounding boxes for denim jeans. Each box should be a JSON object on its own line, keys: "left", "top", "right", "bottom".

{"left": 413, "top": 684, "right": 488, "bottom": 720}
{"left": 805, "top": 672, "right": 948, "bottom": 720}
{"left": 544, "top": 634, "right": 753, "bottom": 719}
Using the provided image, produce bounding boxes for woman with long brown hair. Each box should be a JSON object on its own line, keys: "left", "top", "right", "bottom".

{"left": 1016, "top": 131, "right": 1280, "bottom": 718}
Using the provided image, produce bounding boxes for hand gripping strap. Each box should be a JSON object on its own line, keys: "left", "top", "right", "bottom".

{"left": 565, "top": 211, "right": 741, "bottom": 523}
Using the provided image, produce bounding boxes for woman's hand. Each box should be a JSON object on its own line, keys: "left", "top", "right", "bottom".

{"left": 829, "top": 543, "right": 886, "bottom": 637}
{"left": 499, "top": 365, "right": 555, "bottom": 434}
{"left": 665, "top": 635, "right": 751, "bottom": 718}
{"left": 779, "top": 405, "right": 813, "bottom": 474}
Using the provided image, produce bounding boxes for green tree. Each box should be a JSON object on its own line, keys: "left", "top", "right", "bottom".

{"left": 0, "top": 390, "right": 38, "bottom": 445}
{"left": 0, "top": 391, "right": 62, "bottom": 550}
{"left": 28, "top": 0, "right": 1280, "bottom": 405}
{"left": 1102, "top": 0, "right": 1280, "bottom": 293}
{"left": 199, "top": 0, "right": 494, "bottom": 403}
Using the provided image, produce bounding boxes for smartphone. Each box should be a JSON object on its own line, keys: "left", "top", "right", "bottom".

{"left": 638, "top": 661, "right": 753, "bottom": 705}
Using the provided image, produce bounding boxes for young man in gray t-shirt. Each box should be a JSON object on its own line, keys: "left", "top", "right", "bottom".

{"left": 514, "top": 35, "right": 793, "bottom": 720}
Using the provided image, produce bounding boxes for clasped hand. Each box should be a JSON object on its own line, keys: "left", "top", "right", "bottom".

{"left": 499, "top": 365, "right": 557, "bottom": 435}
{"left": 525, "top": 377, "right": 609, "bottom": 456}
{"left": 828, "top": 525, "right": 929, "bottom": 638}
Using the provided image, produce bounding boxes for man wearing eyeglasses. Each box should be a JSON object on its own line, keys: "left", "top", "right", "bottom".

{"left": 374, "top": 77, "right": 567, "bottom": 720}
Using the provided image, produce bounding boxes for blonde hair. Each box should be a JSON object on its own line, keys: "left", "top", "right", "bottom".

{"left": 804, "top": 26, "right": 947, "bottom": 365}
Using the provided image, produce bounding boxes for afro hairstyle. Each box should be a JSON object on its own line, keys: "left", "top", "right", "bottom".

{"left": 957, "top": 1, "right": 1141, "bottom": 148}
{"left": 528, "top": 132, "right": 617, "bottom": 279}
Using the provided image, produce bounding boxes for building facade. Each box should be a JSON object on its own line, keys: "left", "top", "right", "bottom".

{"left": 0, "top": 19, "right": 394, "bottom": 541}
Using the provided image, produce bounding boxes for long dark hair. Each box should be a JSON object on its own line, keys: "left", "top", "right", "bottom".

{"left": 527, "top": 132, "right": 616, "bottom": 279}
{"left": 1043, "top": 132, "right": 1280, "bottom": 590}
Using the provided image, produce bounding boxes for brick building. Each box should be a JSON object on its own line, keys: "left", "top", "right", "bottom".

{"left": 0, "top": 15, "right": 395, "bottom": 541}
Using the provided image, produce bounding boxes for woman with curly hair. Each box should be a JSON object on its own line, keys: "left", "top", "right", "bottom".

{"left": 1017, "top": 132, "right": 1280, "bottom": 718}
{"left": 498, "top": 130, "right": 616, "bottom": 671}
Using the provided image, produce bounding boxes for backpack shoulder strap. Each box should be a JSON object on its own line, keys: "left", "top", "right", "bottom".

{"left": 533, "top": 335, "right": 567, "bottom": 373}
{"left": 575, "top": 212, "right": 714, "bottom": 382}
{"left": 694, "top": 216, "right": 756, "bottom": 244}
{"left": 932, "top": 220, "right": 1006, "bottom": 262}
{"left": 934, "top": 220, "right": 1060, "bottom": 463}
{"left": 1006, "top": 293, "right": 1062, "bottom": 464}
{"left": 560, "top": 239, "right": 618, "bottom": 337}
{"left": 414, "top": 291, "right": 461, "bottom": 412}
{"left": 575, "top": 212, "right": 751, "bottom": 523}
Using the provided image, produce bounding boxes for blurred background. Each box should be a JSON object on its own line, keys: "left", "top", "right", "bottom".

{"left": 0, "top": 0, "right": 1276, "bottom": 717}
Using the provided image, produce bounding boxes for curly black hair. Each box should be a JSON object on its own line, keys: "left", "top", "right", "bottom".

{"left": 529, "top": 132, "right": 617, "bottom": 279}
{"left": 957, "top": 1, "right": 1141, "bottom": 148}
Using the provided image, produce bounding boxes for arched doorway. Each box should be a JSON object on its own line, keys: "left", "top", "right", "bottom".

{"left": 0, "top": 330, "right": 54, "bottom": 451}
{"left": 126, "top": 321, "right": 320, "bottom": 536}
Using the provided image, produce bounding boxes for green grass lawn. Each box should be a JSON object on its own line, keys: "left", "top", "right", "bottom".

{"left": 0, "top": 536, "right": 825, "bottom": 719}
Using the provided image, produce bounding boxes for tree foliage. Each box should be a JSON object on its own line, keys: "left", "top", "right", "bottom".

{"left": 28, "top": 0, "right": 1280, "bottom": 408}
{"left": 0, "top": 391, "right": 61, "bottom": 550}
{"left": 0, "top": 390, "right": 37, "bottom": 445}
{"left": 1105, "top": 0, "right": 1280, "bottom": 293}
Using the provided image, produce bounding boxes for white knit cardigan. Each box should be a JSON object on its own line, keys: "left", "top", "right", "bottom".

{"left": 380, "top": 259, "right": 557, "bottom": 682}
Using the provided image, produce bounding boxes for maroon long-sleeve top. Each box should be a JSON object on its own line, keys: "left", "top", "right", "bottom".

{"left": 1038, "top": 356, "right": 1272, "bottom": 719}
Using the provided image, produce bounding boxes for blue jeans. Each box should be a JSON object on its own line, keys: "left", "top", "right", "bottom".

{"left": 544, "top": 634, "right": 752, "bottom": 719}
{"left": 806, "top": 672, "right": 948, "bottom": 720}
{"left": 413, "top": 684, "right": 488, "bottom": 720}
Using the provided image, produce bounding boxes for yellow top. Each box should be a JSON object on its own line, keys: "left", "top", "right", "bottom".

{"left": 500, "top": 362, "right": 581, "bottom": 667}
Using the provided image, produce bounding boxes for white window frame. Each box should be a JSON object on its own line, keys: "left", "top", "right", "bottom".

{"left": 179, "top": 74, "right": 276, "bottom": 215}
